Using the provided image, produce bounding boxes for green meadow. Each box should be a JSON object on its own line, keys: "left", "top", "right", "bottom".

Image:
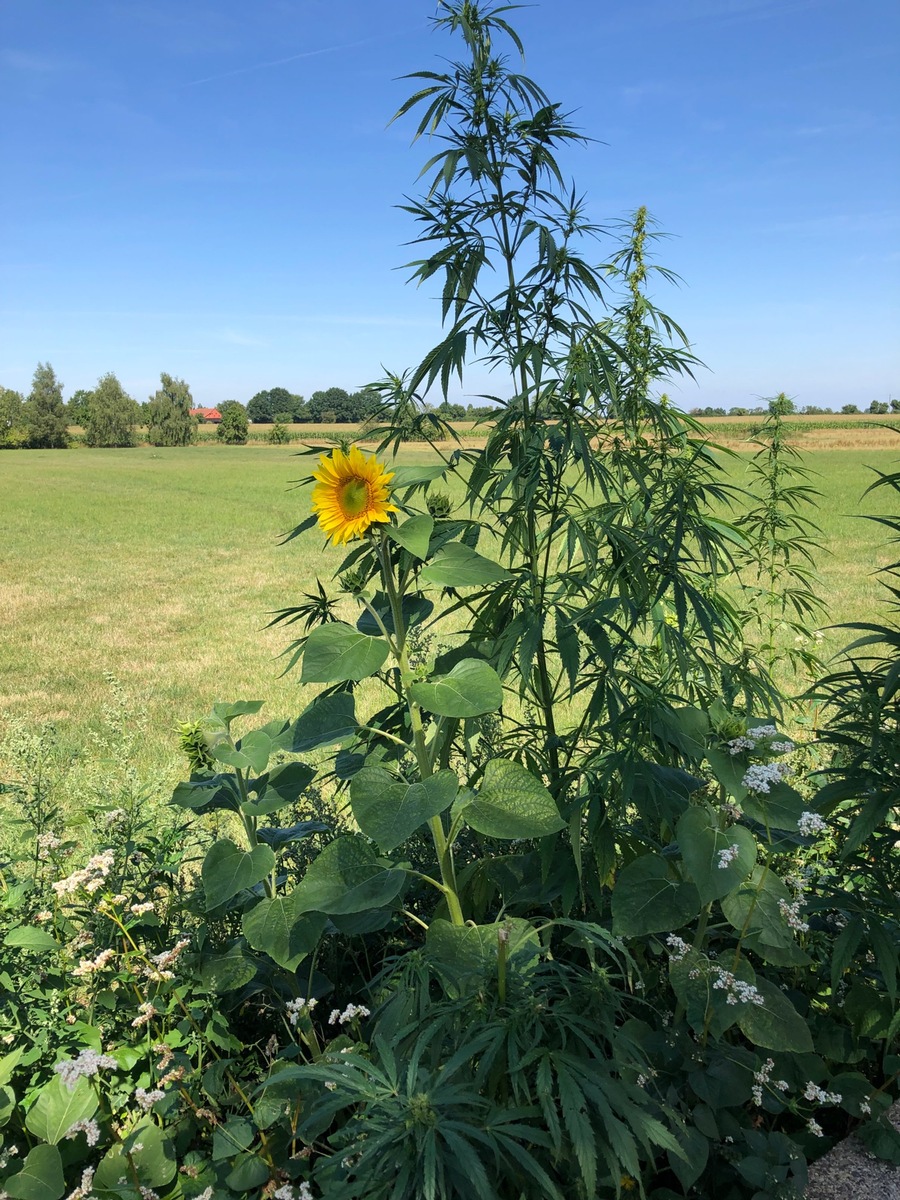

{"left": 1, "top": 442, "right": 894, "bottom": 776}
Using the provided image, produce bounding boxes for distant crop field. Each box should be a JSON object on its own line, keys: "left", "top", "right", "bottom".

{"left": 1, "top": 441, "right": 896, "bottom": 777}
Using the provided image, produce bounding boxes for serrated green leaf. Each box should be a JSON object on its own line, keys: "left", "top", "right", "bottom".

{"left": 300, "top": 622, "right": 389, "bottom": 683}
{"left": 453, "top": 758, "right": 565, "bottom": 839}
{"left": 288, "top": 692, "right": 357, "bottom": 752}
{"left": 419, "top": 542, "right": 511, "bottom": 588}
{"left": 736, "top": 976, "right": 813, "bottom": 1052}
{"left": 202, "top": 839, "right": 276, "bottom": 910}
{"left": 387, "top": 514, "right": 434, "bottom": 559}
{"left": 409, "top": 659, "right": 503, "bottom": 718}
{"left": 611, "top": 854, "right": 701, "bottom": 937}
{"left": 242, "top": 894, "right": 326, "bottom": 970}
{"left": 292, "top": 835, "right": 406, "bottom": 915}
{"left": 350, "top": 767, "right": 458, "bottom": 853}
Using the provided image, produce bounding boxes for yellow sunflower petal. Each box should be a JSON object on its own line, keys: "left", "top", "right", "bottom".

{"left": 310, "top": 447, "right": 399, "bottom": 545}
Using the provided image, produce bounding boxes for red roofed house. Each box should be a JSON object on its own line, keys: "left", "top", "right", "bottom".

{"left": 191, "top": 407, "right": 222, "bottom": 423}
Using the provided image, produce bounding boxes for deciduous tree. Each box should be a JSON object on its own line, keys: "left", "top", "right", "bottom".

{"left": 216, "top": 400, "right": 248, "bottom": 444}
{"left": 0, "top": 386, "right": 25, "bottom": 447}
{"left": 85, "top": 373, "right": 139, "bottom": 447}
{"left": 24, "top": 362, "right": 68, "bottom": 448}
{"left": 147, "top": 373, "right": 194, "bottom": 446}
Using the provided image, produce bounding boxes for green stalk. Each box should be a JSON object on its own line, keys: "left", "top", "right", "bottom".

{"left": 374, "top": 534, "right": 464, "bottom": 925}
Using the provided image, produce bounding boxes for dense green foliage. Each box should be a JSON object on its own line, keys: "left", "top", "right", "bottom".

{"left": 0, "top": 6, "right": 897, "bottom": 1200}
{"left": 24, "top": 362, "right": 68, "bottom": 449}
{"left": 0, "top": 386, "right": 26, "bottom": 447}
{"left": 147, "top": 374, "right": 195, "bottom": 447}
{"left": 85, "top": 373, "right": 139, "bottom": 448}
{"left": 217, "top": 401, "right": 249, "bottom": 445}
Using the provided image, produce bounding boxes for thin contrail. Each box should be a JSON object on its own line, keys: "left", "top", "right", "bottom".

{"left": 181, "top": 28, "right": 415, "bottom": 88}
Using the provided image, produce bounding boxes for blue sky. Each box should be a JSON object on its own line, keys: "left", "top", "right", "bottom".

{"left": 1, "top": 0, "right": 897, "bottom": 411}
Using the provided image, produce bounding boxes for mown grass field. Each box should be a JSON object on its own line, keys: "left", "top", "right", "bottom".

{"left": 1, "top": 439, "right": 896, "bottom": 779}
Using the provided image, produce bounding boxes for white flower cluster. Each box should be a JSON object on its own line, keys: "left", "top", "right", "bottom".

{"left": 52, "top": 849, "right": 115, "bottom": 897}
{"left": 143, "top": 938, "right": 190, "bottom": 981}
{"left": 131, "top": 1001, "right": 157, "bottom": 1029}
{"left": 751, "top": 1058, "right": 790, "bottom": 1105}
{"left": 742, "top": 762, "right": 792, "bottom": 794}
{"left": 711, "top": 967, "right": 765, "bottom": 1006}
{"left": 328, "top": 1004, "right": 371, "bottom": 1026}
{"left": 72, "top": 948, "right": 116, "bottom": 978}
{"left": 64, "top": 1166, "right": 96, "bottom": 1200}
{"left": 665, "top": 934, "right": 691, "bottom": 963}
{"left": 130, "top": 901, "right": 155, "bottom": 915}
{"left": 770, "top": 740, "right": 795, "bottom": 754}
{"left": 727, "top": 736, "right": 756, "bottom": 756}
{"left": 103, "top": 808, "right": 126, "bottom": 827}
{"left": 747, "top": 725, "right": 778, "bottom": 738}
{"left": 0, "top": 1144, "right": 19, "bottom": 1170}
{"left": 273, "top": 1184, "right": 313, "bottom": 1200}
{"left": 286, "top": 997, "right": 318, "bottom": 1026}
{"left": 717, "top": 844, "right": 742, "bottom": 869}
{"left": 807, "top": 1118, "right": 824, "bottom": 1137}
{"left": 54, "top": 1048, "right": 117, "bottom": 1090}
{"left": 134, "top": 1087, "right": 166, "bottom": 1112}
{"left": 37, "top": 831, "right": 63, "bottom": 860}
{"left": 64, "top": 1118, "right": 100, "bottom": 1146}
{"left": 804, "top": 1081, "right": 842, "bottom": 1105}
{"left": 798, "top": 811, "right": 829, "bottom": 838}
{"left": 778, "top": 898, "right": 810, "bottom": 934}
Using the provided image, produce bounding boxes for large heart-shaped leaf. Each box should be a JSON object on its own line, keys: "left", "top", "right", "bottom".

{"left": 202, "top": 840, "right": 276, "bottom": 911}
{"left": 425, "top": 918, "right": 541, "bottom": 988}
{"left": 453, "top": 758, "right": 565, "bottom": 839}
{"left": 242, "top": 762, "right": 316, "bottom": 816}
{"left": 387, "top": 514, "right": 434, "bottom": 560}
{"left": 3, "top": 926, "right": 60, "bottom": 953}
{"left": 94, "top": 1120, "right": 176, "bottom": 1190}
{"left": 301, "top": 622, "right": 389, "bottom": 683}
{"left": 288, "top": 693, "right": 357, "bottom": 752}
{"left": 242, "top": 895, "right": 326, "bottom": 971}
{"left": 409, "top": 659, "right": 503, "bottom": 718}
{"left": 721, "top": 865, "right": 797, "bottom": 950}
{"left": 25, "top": 1075, "right": 97, "bottom": 1143}
{"left": 611, "top": 854, "right": 701, "bottom": 938}
{"left": 5, "top": 1144, "right": 65, "bottom": 1200}
{"left": 736, "top": 976, "right": 814, "bottom": 1052}
{"left": 351, "top": 768, "right": 458, "bottom": 853}
{"left": 419, "top": 542, "right": 511, "bottom": 588}
{"left": 676, "top": 806, "right": 757, "bottom": 903}
{"left": 292, "top": 836, "right": 405, "bottom": 915}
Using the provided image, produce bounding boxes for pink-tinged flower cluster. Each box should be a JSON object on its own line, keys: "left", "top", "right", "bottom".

{"left": 52, "top": 849, "right": 115, "bottom": 897}
{"left": 54, "top": 1048, "right": 117, "bottom": 1090}
{"left": 71, "top": 948, "right": 116, "bottom": 978}
{"left": 143, "top": 938, "right": 190, "bottom": 981}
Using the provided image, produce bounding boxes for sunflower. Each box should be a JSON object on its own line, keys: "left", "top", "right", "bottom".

{"left": 311, "top": 446, "right": 398, "bottom": 545}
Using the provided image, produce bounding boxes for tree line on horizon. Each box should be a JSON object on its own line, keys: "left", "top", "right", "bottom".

{"left": 1, "top": 362, "right": 896, "bottom": 450}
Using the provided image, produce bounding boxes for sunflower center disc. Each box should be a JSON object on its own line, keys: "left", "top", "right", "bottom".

{"left": 339, "top": 478, "right": 370, "bottom": 517}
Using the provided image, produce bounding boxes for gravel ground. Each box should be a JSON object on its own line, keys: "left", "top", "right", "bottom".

{"left": 807, "top": 1102, "right": 900, "bottom": 1200}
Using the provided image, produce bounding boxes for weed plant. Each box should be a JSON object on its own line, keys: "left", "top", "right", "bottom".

{"left": 0, "top": 5, "right": 897, "bottom": 1200}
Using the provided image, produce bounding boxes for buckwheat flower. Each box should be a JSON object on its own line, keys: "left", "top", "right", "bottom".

{"left": 665, "top": 934, "right": 690, "bottom": 962}
{"left": 103, "top": 808, "right": 126, "bottom": 827}
{"left": 134, "top": 1087, "right": 165, "bottom": 1112}
{"left": 64, "top": 1166, "right": 96, "bottom": 1200}
{"left": 130, "top": 901, "right": 155, "bottom": 915}
{"left": 324, "top": 1080, "right": 337, "bottom": 1091}
{"left": 807, "top": 1118, "right": 824, "bottom": 1137}
{"left": 65, "top": 1118, "right": 100, "bottom": 1146}
{"left": 139, "top": 1188, "right": 159, "bottom": 1200}
{"left": 131, "top": 1001, "right": 158, "bottom": 1028}
{"left": 798, "top": 811, "right": 829, "bottom": 838}
{"left": 195, "top": 1190, "right": 214, "bottom": 1200}
{"left": 34, "top": 910, "right": 53, "bottom": 923}
{"left": 329, "top": 1003, "right": 370, "bottom": 1025}
{"left": 779, "top": 898, "right": 810, "bottom": 934}
{"left": 722, "top": 801, "right": 743, "bottom": 821}
{"left": 717, "top": 844, "right": 742, "bottom": 869}
{"left": 158, "top": 1066, "right": 185, "bottom": 1087}
{"left": 747, "top": 725, "right": 778, "bottom": 739}
{"left": 770, "top": 740, "right": 795, "bottom": 754}
{"left": 37, "top": 831, "right": 63, "bottom": 860}
{"left": 711, "top": 967, "right": 764, "bottom": 1006}
{"left": 742, "top": 762, "right": 791, "bottom": 794}
{"left": 54, "top": 1048, "right": 117, "bottom": 1090}
{"left": 72, "top": 947, "right": 117, "bottom": 977}
{"left": 727, "top": 736, "right": 756, "bottom": 755}
{"left": 804, "top": 1082, "right": 842, "bottom": 1105}
{"left": 860, "top": 1099, "right": 871, "bottom": 1115}
{"left": 286, "top": 997, "right": 318, "bottom": 1026}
